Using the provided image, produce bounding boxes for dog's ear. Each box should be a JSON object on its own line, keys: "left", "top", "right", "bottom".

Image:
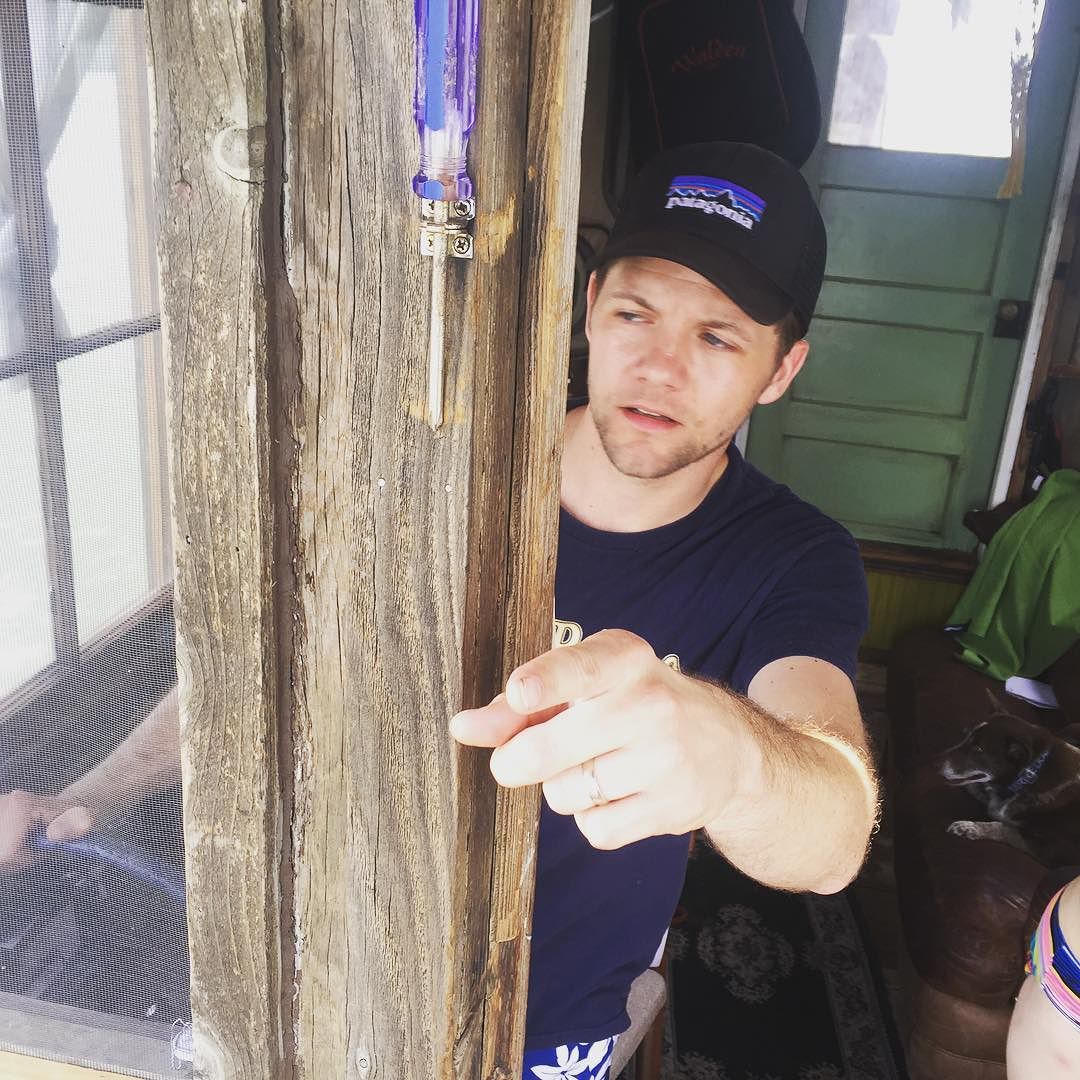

{"left": 985, "top": 688, "right": 1006, "bottom": 713}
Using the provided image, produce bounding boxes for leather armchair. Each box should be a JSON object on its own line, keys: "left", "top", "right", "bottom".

{"left": 887, "top": 628, "right": 1080, "bottom": 1079}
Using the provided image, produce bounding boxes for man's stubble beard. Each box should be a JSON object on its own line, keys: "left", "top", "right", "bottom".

{"left": 591, "top": 401, "right": 735, "bottom": 481}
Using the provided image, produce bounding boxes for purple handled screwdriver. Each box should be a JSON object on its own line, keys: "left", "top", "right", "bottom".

{"left": 414, "top": 0, "right": 479, "bottom": 429}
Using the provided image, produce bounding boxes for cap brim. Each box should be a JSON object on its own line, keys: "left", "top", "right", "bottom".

{"left": 591, "top": 230, "right": 795, "bottom": 328}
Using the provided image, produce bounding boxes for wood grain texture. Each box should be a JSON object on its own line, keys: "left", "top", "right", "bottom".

{"left": 449, "top": 0, "right": 536, "bottom": 1072}
{"left": 480, "top": 0, "right": 591, "bottom": 1075}
{"left": 274, "top": 6, "right": 454, "bottom": 1077}
{"left": 277, "top": 0, "right": 587, "bottom": 1069}
{"left": 151, "top": 0, "right": 587, "bottom": 1074}
{"left": 146, "top": 2, "right": 287, "bottom": 1077}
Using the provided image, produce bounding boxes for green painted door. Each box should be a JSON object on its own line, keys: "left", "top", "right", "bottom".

{"left": 746, "top": 0, "right": 1080, "bottom": 550}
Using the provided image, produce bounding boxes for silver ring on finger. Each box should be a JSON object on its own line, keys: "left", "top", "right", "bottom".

{"left": 582, "top": 756, "right": 608, "bottom": 807}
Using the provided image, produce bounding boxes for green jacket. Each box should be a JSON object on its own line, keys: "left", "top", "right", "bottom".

{"left": 948, "top": 469, "right": 1080, "bottom": 681}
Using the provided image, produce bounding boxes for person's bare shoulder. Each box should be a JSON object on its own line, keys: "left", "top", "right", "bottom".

{"left": 1006, "top": 878, "right": 1080, "bottom": 1079}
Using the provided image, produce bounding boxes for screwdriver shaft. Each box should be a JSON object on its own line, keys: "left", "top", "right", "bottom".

{"left": 428, "top": 236, "right": 447, "bottom": 429}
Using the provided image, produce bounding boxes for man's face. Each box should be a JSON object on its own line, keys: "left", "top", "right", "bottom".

{"left": 584, "top": 257, "right": 806, "bottom": 481}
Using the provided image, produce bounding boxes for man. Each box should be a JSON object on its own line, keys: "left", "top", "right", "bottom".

{"left": 451, "top": 141, "right": 878, "bottom": 1076}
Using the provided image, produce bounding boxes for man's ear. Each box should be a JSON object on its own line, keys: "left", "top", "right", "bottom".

{"left": 584, "top": 271, "right": 600, "bottom": 343}
{"left": 757, "top": 338, "right": 809, "bottom": 406}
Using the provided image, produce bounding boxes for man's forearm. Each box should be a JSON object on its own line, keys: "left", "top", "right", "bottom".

{"left": 62, "top": 688, "right": 182, "bottom": 813}
{"left": 703, "top": 686, "right": 878, "bottom": 894}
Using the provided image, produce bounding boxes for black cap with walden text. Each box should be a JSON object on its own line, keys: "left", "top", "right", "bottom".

{"left": 593, "top": 142, "right": 827, "bottom": 337}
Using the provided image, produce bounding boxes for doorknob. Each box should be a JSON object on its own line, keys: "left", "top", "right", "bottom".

{"left": 993, "top": 298, "right": 1032, "bottom": 340}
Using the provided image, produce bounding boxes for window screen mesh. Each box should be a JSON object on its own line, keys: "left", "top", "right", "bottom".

{"left": 0, "top": 2, "right": 190, "bottom": 1075}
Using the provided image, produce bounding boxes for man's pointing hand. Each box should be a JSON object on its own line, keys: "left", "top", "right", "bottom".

{"left": 450, "top": 629, "right": 749, "bottom": 850}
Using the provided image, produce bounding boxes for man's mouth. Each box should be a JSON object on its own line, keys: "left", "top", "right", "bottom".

{"left": 622, "top": 405, "right": 677, "bottom": 425}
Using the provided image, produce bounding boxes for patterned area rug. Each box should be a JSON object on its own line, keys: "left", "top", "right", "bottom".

{"left": 661, "top": 841, "right": 907, "bottom": 1080}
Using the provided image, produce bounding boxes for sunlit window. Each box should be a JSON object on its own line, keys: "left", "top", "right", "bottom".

{"left": 0, "top": 0, "right": 168, "bottom": 697}
{"left": 829, "top": 0, "right": 1039, "bottom": 158}
{"left": 0, "top": 376, "right": 54, "bottom": 696}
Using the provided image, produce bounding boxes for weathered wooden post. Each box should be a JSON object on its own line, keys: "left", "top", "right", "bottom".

{"left": 147, "top": 0, "right": 589, "bottom": 1076}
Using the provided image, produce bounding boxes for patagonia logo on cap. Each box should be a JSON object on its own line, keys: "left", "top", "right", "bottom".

{"left": 663, "top": 175, "right": 766, "bottom": 231}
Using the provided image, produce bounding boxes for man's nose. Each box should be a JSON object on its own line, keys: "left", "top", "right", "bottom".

{"left": 634, "top": 336, "right": 685, "bottom": 386}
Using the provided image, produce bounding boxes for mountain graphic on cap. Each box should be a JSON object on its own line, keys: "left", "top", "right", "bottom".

{"left": 593, "top": 142, "right": 826, "bottom": 335}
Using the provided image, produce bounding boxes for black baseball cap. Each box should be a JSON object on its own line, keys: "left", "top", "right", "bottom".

{"left": 592, "top": 142, "right": 827, "bottom": 336}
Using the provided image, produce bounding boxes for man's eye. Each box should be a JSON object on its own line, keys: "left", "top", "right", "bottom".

{"left": 616, "top": 310, "right": 644, "bottom": 322}
{"left": 702, "top": 332, "right": 733, "bottom": 350}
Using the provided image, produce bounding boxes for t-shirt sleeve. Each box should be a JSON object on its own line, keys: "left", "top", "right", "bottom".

{"left": 729, "top": 531, "right": 869, "bottom": 693}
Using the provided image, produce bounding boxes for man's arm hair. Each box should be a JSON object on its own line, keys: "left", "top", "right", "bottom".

{"left": 701, "top": 656, "right": 879, "bottom": 894}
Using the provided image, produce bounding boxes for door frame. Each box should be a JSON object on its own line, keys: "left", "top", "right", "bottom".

{"left": 990, "top": 66, "right": 1080, "bottom": 504}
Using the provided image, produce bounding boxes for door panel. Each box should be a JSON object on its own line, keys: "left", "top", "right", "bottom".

{"left": 816, "top": 279, "right": 991, "bottom": 327}
{"left": 783, "top": 402, "right": 965, "bottom": 455}
{"left": 822, "top": 146, "right": 1009, "bottom": 194}
{"left": 746, "top": 0, "right": 1080, "bottom": 550}
{"left": 792, "top": 320, "right": 978, "bottom": 416}
{"left": 819, "top": 188, "right": 1005, "bottom": 289}
{"left": 780, "top": 439, "right": 953, "bottom": 539}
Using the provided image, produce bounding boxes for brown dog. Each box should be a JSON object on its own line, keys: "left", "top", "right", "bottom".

{"left": 940, "top": 696, "right": 1080, "bottom": 866}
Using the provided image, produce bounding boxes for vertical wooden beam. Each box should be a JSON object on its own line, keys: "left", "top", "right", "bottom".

{"left": 276, "top": 0, "right": 589, "bottom": 1072}
{"left": 478, "top": 1, "right": 591, "bottom": 1074}
{"left": 146, "top": 3, "right": 287, "bottom": 1077}
{"left": 445, "top": 0, "right": 534, "bottom": 1067}
{"left": 151, "top": 0, "right": 588, "bottom": 1075}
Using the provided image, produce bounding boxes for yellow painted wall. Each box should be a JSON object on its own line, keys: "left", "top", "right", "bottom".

{"left": 862, "top": 570, "right": 967, "bottom": 655}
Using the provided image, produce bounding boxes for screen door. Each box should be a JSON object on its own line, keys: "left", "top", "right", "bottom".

{"left": 0, "top": 1, "right": 190, "bottom": 1075}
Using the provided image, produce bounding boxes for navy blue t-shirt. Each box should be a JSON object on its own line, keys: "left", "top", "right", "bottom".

{"left": 525, "top": 440, "right": 868, "bottom": 1050}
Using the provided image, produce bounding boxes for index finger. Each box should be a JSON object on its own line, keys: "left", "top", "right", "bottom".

{"left": 450, "top": 697, "right": 567, "bottom": 748}
{"left": 505, "top": 629, "right": 655, "bottom": 714}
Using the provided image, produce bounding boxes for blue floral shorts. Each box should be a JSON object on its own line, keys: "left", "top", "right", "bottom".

{"left": 522, "top": 1036, "right": 619, "bottom": 1079}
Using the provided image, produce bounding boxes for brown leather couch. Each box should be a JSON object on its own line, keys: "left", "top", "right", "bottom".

{"left": 887, "top": 628, "right": 1080, "bottom": 1080}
